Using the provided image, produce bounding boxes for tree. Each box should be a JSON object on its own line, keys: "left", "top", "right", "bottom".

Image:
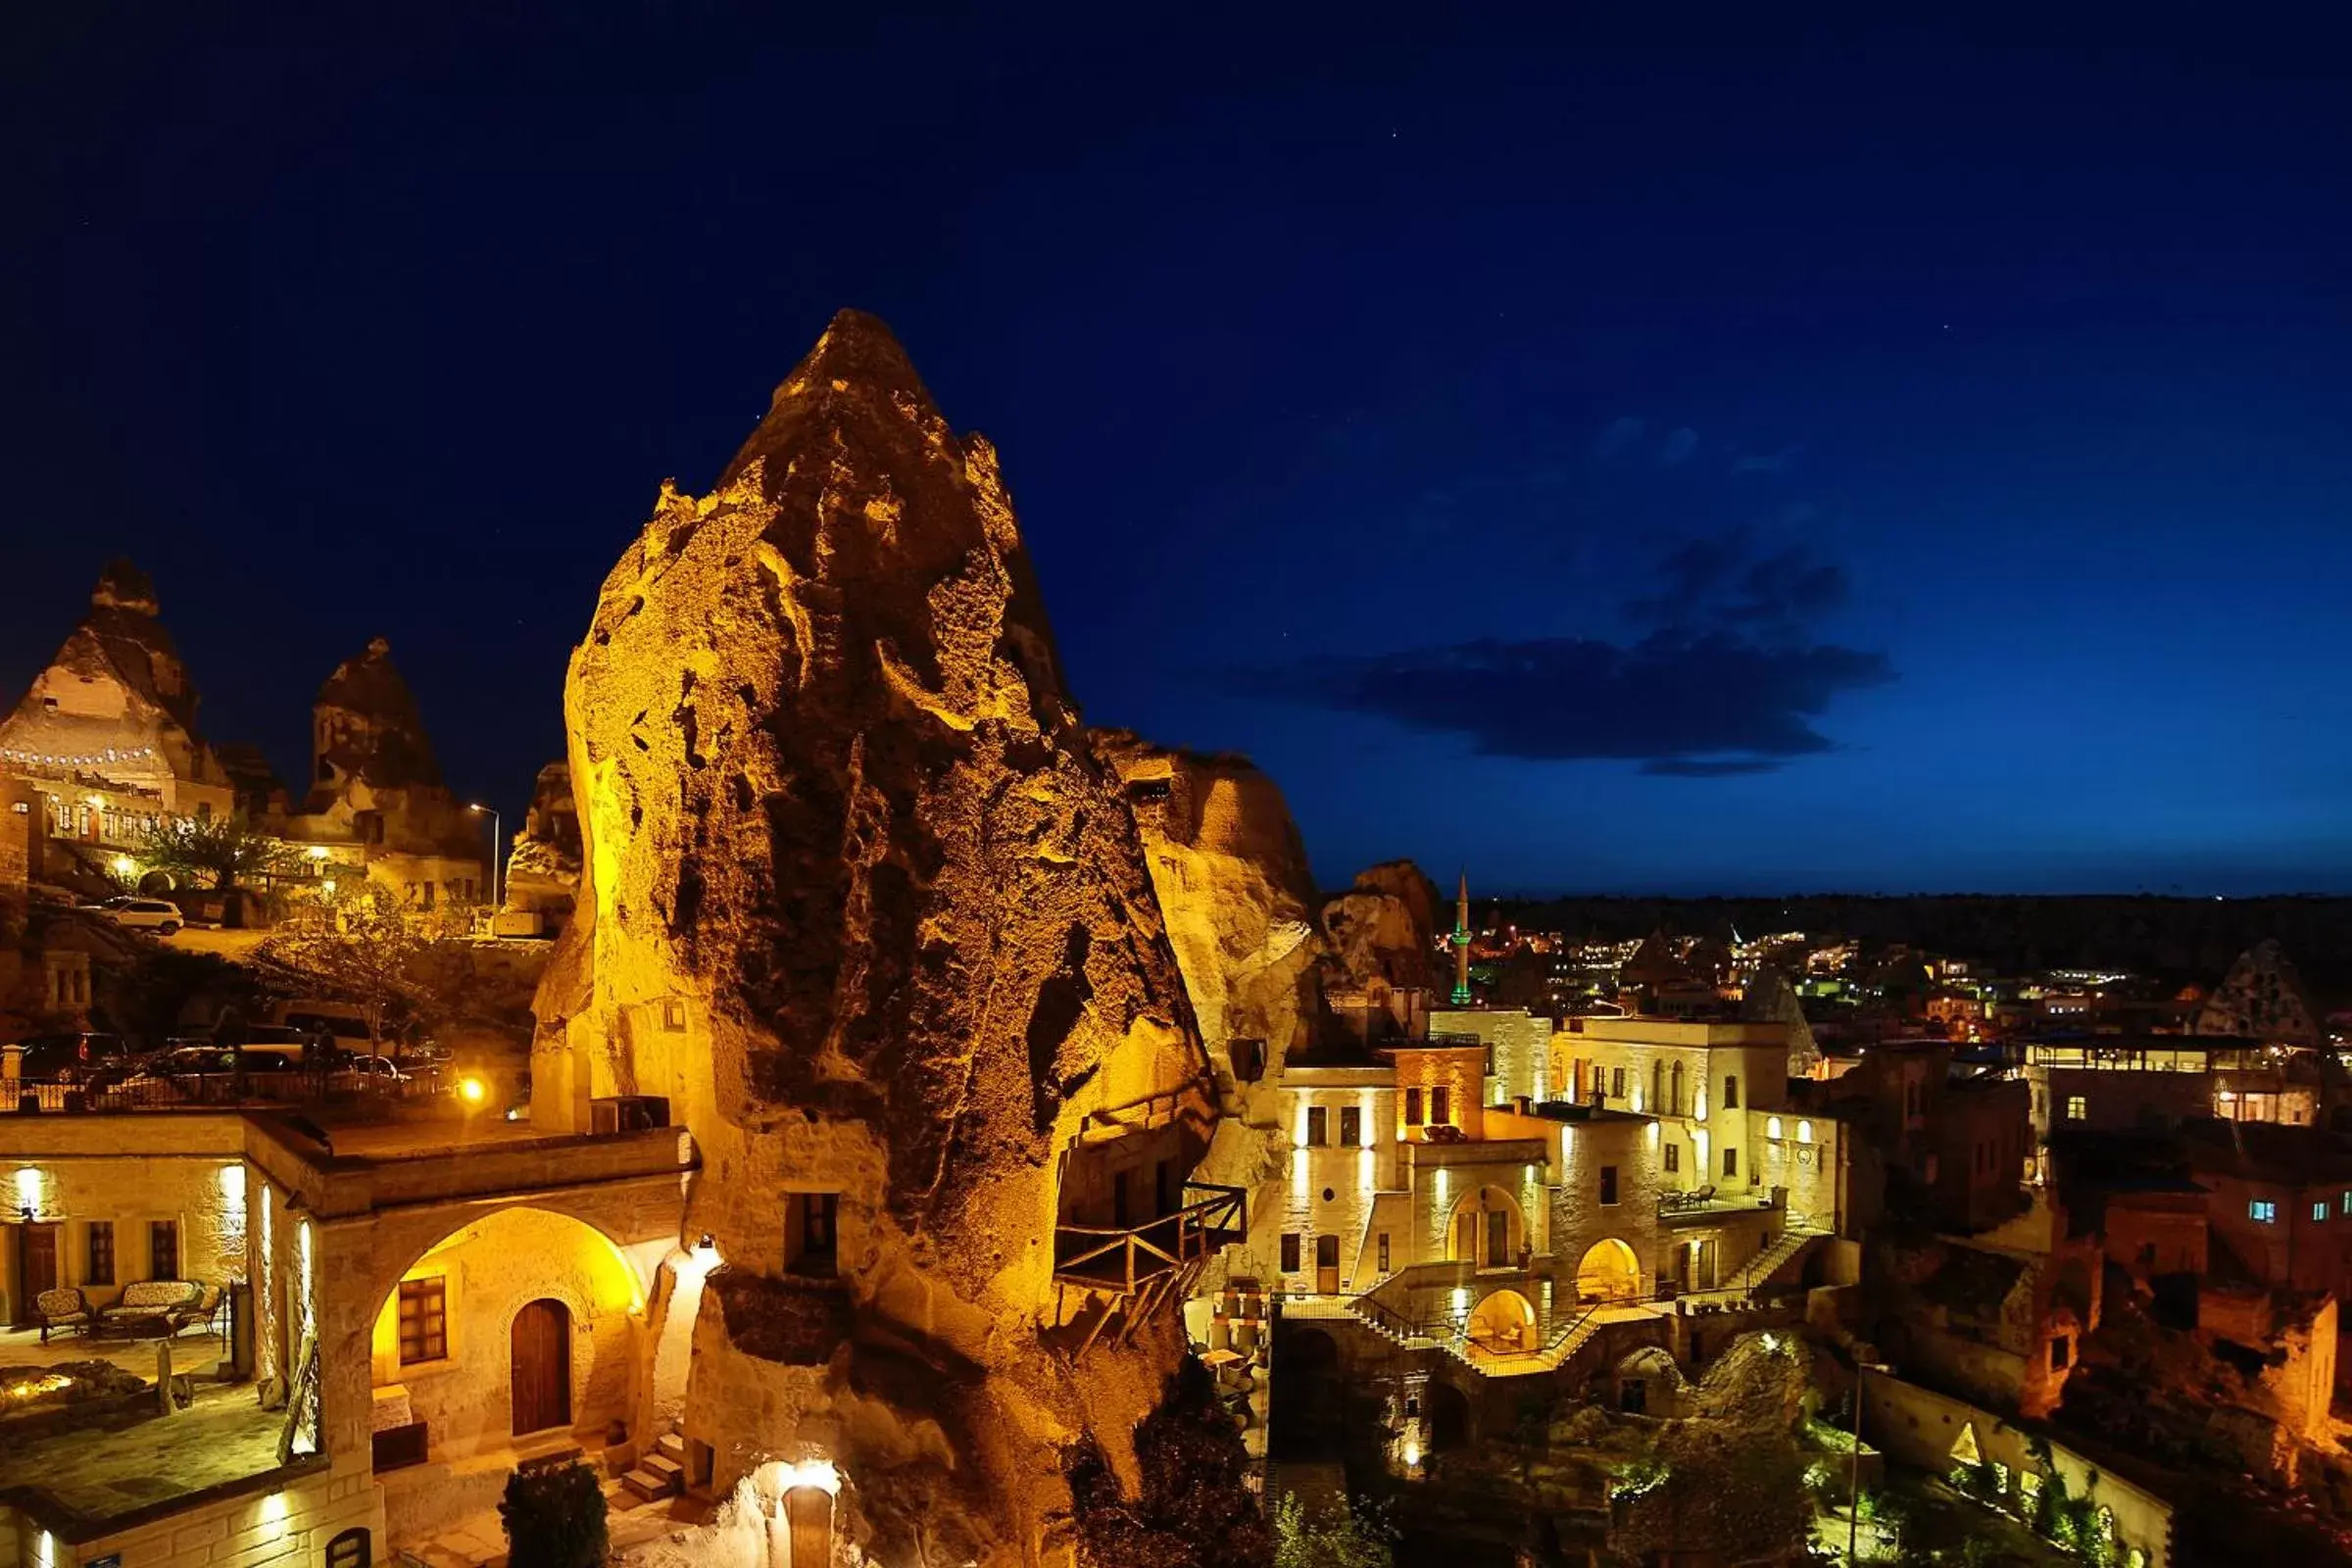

{"left": 499, "top": 1460, "right": 607, "bottom": 1568}
{"left": 134, "top": 812, "right": 297, "bottom": 892}
{"left": 1272, "top": 1494, "right": 1396, "bottom": 1568}
{"left": 253, "top": 882, "right": 428, "bottom": 1048}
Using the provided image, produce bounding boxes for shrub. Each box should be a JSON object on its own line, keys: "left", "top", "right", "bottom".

{"left": 500, "top": 1460, "right": 608, "bottom": 1568}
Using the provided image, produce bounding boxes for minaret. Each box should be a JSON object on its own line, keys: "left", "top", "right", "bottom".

{"left": 1450, "top": 868, "right": 1473, "bottom": 1005}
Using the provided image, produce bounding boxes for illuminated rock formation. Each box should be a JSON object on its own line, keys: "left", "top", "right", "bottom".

{"left": 2192, "top": 938, "right": 2321, "bottom": 1045}
{"left": 1320, "top": 858, "right": 1441, "bottom": 992}
{"left": 308, "top": 636, "right": 443, "bottom": 800}
{"left": 502, "top": 760, "right": 582, "bottom": 928}
{"left": 0, "top": 559, "right": 238, "bottom": 818}
{"left": 285, "top": 638, "right": 483, "bottom": 895}
{"left": 536, "top": 311, "right": 1223, "bottom": 1566}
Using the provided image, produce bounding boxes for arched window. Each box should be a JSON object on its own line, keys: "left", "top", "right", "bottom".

{"left": 1650, "top": 1061, "right": 1663, "bottom": 1113}
{"left": 325, "top": 1530, "right": 370, "bottom": 1568}
{"left": 1796, "top": 1120, "right": 1814, "bottom": 1144}
{"left": 1669, "top": 1061, "right": 1685, "bottom": 1116}
{"left": 1767, "top": 1116, "right": 1784, "bottom": 1140}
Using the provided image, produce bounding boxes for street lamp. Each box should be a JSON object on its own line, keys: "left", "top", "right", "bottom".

{"left": 467, "top": 803, "right": 500, "bottom": 911}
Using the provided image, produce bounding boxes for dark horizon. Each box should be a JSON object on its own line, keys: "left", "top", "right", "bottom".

{"left": 8, "top": 8, "right": 2350, "bottom": 896}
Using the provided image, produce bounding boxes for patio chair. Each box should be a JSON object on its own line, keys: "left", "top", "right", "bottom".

{"left": 1691, "top": 1183, "right": 1716, "bottom": 1204}
{"left": 171, "top": 1284, "right": 223, "bottom": 1334}
{"left": 36, "top": 1286, "right": 92, "bottom": 1343}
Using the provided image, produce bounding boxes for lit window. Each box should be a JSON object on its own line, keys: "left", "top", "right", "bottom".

{"left": 1767, "top": 1116, "right": 1784, "bottom": 1140}
{"left": 1796, "top": 1120, "right": 1814, "bottom": 1145}
{"left": 2315, "top": 1200, "right": 2329, "bottom": 1223}
{"left": 397, "top": 1276, "right": 448, "bottom": 1364}
{"left": 2065, "top": 1095, "right": 2087, "bottom": 1120}
{"left": 2250, "top": 1200, "right": 2278, "bottom": 1224}
{"left": 2340, "top": 1190, "right": 2351, "bottom": 1217}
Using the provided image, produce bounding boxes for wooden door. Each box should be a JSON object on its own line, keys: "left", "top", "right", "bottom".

{"left": 15, "top": 1225, "right": 59, "bottom": 1326}
{"left": 784, "top": 1486, "right": 833, "bottom": 1567}
{"left": 510, "top": 1298, "right": 571, "bottom": 1436}
{"left": 1485, "top": 1208, "right": 1509, "bottom": 1268}
{"left": 1314, "top": 1234, "right": 1340, "bottom": 1295}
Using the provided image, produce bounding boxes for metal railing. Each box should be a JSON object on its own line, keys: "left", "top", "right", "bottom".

{"left": 1053, "top": 1181, "right": 1247, "bottom": 1295}
{"left": 6, "top": 1067, "right": 448, "bottom": 1112}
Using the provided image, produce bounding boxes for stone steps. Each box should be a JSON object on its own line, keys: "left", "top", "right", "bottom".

{"left": 620, "top": 1452, "right": 682, "bottom": 1502}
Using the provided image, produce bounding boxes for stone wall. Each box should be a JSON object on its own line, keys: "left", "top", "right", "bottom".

{"left": 2, "top": 1152, "right": 247, "bottom": 1320}
{"left": 1862, "top": 1373, "right": 2173, "bottom": 1568}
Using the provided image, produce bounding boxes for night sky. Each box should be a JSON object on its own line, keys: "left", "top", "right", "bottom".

{"left": 7, "top": 9, "right": 2349, "bottom": 895}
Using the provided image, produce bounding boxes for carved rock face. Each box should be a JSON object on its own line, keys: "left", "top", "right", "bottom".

{"left": 561, "top": 309, "right": 1200, "bottom": 1238}
{"left": 541, "top": 312, "right": 1219, "bottom": 1564}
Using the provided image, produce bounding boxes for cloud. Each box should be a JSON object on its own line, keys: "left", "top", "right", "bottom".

{"left": 1260, "top": 632, "right": 1893, "bottom": 773}
{"left": 1732, "top": 444, "right": 1804, "bottom": 474}
{"left": 1593, "top": 416, "right": 1644, "bottom": 458}
{"left": 1250, "top": 531, "right": 1892, "bottom": 775}
{"left": 1657, "top": 426, "right": 1698, "bottom": 466}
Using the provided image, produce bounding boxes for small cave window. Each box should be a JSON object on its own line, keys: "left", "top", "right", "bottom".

{"left": 661, "top": 999, "right": 688, "bottom": 1032}
{"left": 787, "top": 1193, "right": 839, "bottom": 1276}
{"left": 324, "top": 1529, "right": 371, "bottom": 1568}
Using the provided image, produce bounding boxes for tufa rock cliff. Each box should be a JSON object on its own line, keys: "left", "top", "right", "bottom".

{"left": 1093, "top": 731, "right": 1325, "bottom": 1101}
{"left": 534, "top": 311, "right": 1230, "bottom": 1567}
{"left": 310, "top": 636, "right": 442, "bottom": 799}
{"left": 1320, "top": 858, "right": 1442, "bottom": 993}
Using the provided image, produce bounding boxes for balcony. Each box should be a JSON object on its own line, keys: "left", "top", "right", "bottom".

{"left": 1656, "top": 1184, "right": 1785, "bottom": 1228}
{"left": 1052, "top": 1182, "right": 1247, "bottom": 1295}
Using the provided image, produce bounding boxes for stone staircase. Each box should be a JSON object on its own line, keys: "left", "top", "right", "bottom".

{"left": 620, "top": 1429, "right": 688, "bottom": 1503}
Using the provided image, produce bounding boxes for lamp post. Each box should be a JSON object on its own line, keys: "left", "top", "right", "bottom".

{"left": 467, "top": 804, "right": 500, "bottom": 912}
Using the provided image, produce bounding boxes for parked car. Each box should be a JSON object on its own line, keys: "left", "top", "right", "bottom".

{"left": 274, "top": 1002, "right": 445, "bottom": 1064}
{"left": 340, "top": 1053, "right": 414, "bottom": 1088}
{"left": 78, "top": 896, "right": 185, "bottom": 934}
{"left": 111, "top": 1045, "right": 306, "bottom": 1098}
{"left": 14, "top": 1031, "right": 134, "bottom": 1084}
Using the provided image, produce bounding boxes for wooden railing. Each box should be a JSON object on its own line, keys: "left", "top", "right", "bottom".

{"left": 1053, "top": 1181, "right": 1247, "bottom": 1295}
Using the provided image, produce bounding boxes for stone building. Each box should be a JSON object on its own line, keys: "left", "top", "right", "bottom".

{"left": 0, "top": 1111, "right": 684, "bottom": 1568}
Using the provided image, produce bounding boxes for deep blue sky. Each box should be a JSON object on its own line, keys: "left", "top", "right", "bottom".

{"left": 6, "top": 7, "right": 2349, "bottom": 895}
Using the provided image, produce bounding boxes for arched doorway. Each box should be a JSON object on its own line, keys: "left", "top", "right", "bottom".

{"left": 1574, "top": 1238, "right": 1643, "bottom": 1303}
{"left": 1465, "top": 1289, "right": 1537, "bottom": 1356}
{"left": 1447, "top": 1187, "right": 1525, "bottom": 1269}
{"left": 510, "top": 1298, "right": 572, "bottom": 1436}
{"left": 1425, "top": 1380, "right": 1472, "bottom": 1454}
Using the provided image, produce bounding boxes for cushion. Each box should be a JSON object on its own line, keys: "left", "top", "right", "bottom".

{"left": 116, "top": 1280, "right": 201, "bottom": 1311}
